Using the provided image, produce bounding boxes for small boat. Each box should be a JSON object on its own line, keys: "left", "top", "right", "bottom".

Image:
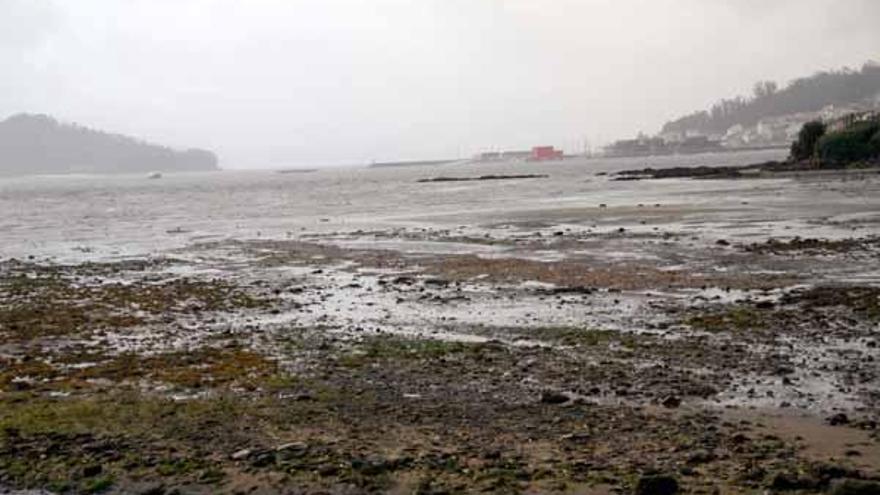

{"left": 147, "top": 172, "right": 162, "bottom": 179}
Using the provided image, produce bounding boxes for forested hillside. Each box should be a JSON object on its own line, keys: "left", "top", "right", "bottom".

{"left": 662, "top": 62, "right": 880, "bottom": 135}
{"left": 0, "top": 114, "right": 218, "bottom": 176}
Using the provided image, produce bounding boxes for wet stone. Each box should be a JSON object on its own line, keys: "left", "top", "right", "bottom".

{"left": 660, "top": 395, "right": 682, "bottom": 408}
{"left": 829, "top": 479, "right": 880, "bottom": 495}
{"left": 686, "top": 449, "right": 715, "bottom": 465}
{"left": 540, "top": 390, "right": 570, "bottom": 404}
{"left": 634, "top": 474, "right": 679, "bottom": 495}
{"left": 82, "top": 464, "right": 103, "bottom": 478}
{"left": 827, "top": 413, "right": 850, "bottom": 426}
{"left": 250, "top": 451, "right": 276, "bottom": 468}
{"left": 768, "top": 471, "right": 819, "bottom": 491}
{"left": 230, "top": 449, "right": 252, "bottom": 461}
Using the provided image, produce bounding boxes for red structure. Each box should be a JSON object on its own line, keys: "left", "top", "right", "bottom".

{"left": 529, "top": 146, "right": 563, "bottom": 161}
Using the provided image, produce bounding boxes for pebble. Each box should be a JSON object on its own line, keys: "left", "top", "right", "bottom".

{"left": 829, "top": 479, "right": 880, "bottom": 495}
{"left": 540, "top": 390, "right": 570, "bottom": 404}
{"left": 826, "top": 413, "right": 850, "bottom": 426}
{"left": 230, "top": 448, "right": 252, "bottom": 460}
{"left": 635, "top": 474, "right": 679, "bottom": 495}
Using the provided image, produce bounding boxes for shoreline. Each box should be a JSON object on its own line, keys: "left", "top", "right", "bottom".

{"left": 1, "top": 157, "right": 879, "bottom": 493}
{"left": 614, "top": 158, "right": 880, "bottom": 180}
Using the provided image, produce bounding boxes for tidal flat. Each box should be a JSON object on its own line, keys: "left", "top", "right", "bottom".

{"left": 1, "top": 154, "right": 880, "bottom": 494}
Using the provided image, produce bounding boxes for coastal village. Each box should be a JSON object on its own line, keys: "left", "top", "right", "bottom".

{"left": 473, "top": 90, "right": 880, "bottom": 161}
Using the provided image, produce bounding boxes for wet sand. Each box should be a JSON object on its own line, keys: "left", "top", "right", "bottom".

{"left": 1, "top": 156, "right": 879, "bottom": 493}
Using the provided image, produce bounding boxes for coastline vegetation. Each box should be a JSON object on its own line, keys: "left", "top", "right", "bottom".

{"left": 664, "top": 62, "right": 880, "bottom": 136}
{"left": 790, "top": 115, "right": 880, "bottom": 166}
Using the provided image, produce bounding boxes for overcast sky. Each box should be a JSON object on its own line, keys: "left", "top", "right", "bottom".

{"left": 2, "top": 0, "right": 878, "bottom": 168}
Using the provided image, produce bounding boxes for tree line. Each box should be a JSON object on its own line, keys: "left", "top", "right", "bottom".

{"left": 662, "top": 62, "right": 880, "bottom": 135}
{"left": 0, "top": 114, "right": 218, "bottom": 176}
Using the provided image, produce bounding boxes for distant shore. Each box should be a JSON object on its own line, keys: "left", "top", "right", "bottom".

{"left": 603, "top": 143, "right": 788, "bottom": 159}
{"left": 368, "top": 158, "right": 459, "bottom": 168}
{"left": 614, "top": 157, "right": 880, "bottom": 180}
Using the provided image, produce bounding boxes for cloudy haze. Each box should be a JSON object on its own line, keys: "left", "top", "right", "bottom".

{"left": 2, "top": 0, "right": 878, "bottom": 168}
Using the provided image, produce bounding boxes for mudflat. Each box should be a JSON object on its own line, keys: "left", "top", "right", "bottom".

{"left": 1, "top": 158, "right": 879, "bottom": 494}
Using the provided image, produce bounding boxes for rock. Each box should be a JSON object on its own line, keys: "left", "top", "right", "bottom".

{"left": 853, "top": 419, "right": 877, "bottom": 431}
{"left": 560, "top": 432, "right": 591, "bottom": 442}
{"left": 829, "top": 479, "right": 880, "bottom": 495}
{"left": 318, "top": 464, "right": 340, "bottom": 477}
{"left": 660, "top": 395, "right": 681, "bottom": 408}
{"left": 686, "top": 449, "right": 714, "bottom": 465}
{"left": 230, "top": 448, "right": 252, "bottom": 460}
{"left": 729, "top": 433, "right": 750, "bottom": 445}
{"left": 810, "top": 461, "right": 860, "bottom": 482}
{"left": 351, "top": 456, "right": 394, "bottom": 475}
{"left": 127, "top": 482, "right": 166, "bottom": 495}
{"left": 276, "top": 442, "right": 308, "bottom": 452}
{"left": 715, "top": 239, "right": 730, "bottom": 246}
{"left": 82, "top": 464, "right": 103, "bottom": 477}
{"left": 133, "top": 482, "right": 166, "bottom": 495}
{"left": 768, "top": 471, "right": 818, "bottom": 491}
{"left": 774, "top": 365, "right": 795, "bottom": 376}
{"left": 8, "top": 378, "right": 33, "bottom": 391}
{"left": 635, "top": 474, "right": 679, "bottom": 495}
{"left": 481, "top": 449, "right": 501, "bottom": 460}
{"left": 540, "top": 390, "right": 570, "bottom": 404}
{"left": 251, "top": 450, "right": 276, "bottom": 467}
{"left": 517, "top": 357, "right": 538, "bottom": 370}
{"left": 540, "top": 285, "right": 595, "bottom": 296}
{"left": 827, "top": 413, "right": 850, "bottom": 426}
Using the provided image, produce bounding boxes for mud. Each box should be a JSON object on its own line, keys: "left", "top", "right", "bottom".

{"left": 1, "top": 160, "right": 880, "bottom": 493}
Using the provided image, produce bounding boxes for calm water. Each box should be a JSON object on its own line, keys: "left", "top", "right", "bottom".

{"left": 0, "top": 150, "right": 800, "bottom": 261}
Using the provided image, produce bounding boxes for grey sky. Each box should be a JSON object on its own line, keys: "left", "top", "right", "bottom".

{"left": 1, "top": 0, "right": 878, "bottom": 168}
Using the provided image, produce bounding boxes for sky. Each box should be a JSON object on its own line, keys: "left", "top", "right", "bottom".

{"left": 1, "top": 0, "right": 879, "bottom": 168}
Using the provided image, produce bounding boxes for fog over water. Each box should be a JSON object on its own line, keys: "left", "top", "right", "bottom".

{"left": 1, "top": 0, "right": 879, "bottom": 168}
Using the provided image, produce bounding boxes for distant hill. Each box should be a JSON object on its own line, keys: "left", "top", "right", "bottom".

{"left": 662, "top": 62, "right": 880, "bottom": 136}
{"left": 0, "top": 114, "right": 219, "bottom": 176}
